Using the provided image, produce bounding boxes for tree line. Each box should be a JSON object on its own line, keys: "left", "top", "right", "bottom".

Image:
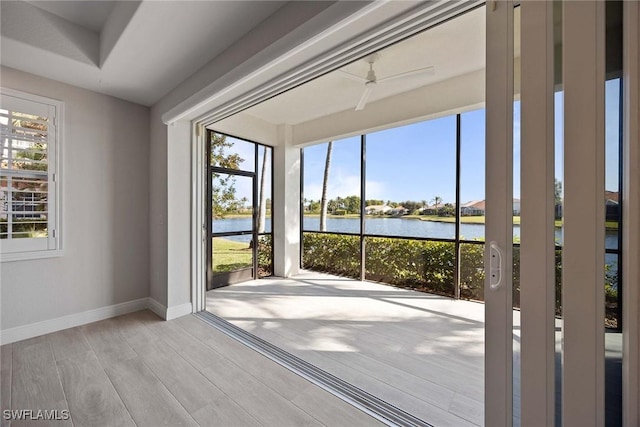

{"left": 304, "top": 195, "right": 455, "bottom": 216}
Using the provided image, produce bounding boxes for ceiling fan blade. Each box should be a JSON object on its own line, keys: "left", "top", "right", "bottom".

{"left": 338, "top": 69, "right": 368, "bottom": 83}
{"left": 355, "top": 86, "right": 373, "bottom": 111}
{"left": 377, "top": 66, "right": 435, "bottom": 84}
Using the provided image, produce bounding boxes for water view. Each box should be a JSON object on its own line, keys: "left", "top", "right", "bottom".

{"left": 213, "top": 216, "right": 620, "bottom": 249}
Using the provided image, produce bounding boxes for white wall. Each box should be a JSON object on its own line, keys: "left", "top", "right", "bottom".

{"left": 149, "top": 105, "right": 168, "bottom": 308}
{"left": 166, "top": 121, "right": 192, "bottom": 311}
{"left": 148, "top": 109, "right": 192, "bottom": 313}
{"left": 0, "top": 66, "right": 150, "bottom": 331}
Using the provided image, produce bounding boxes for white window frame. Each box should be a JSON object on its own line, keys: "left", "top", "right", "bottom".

{"left": 0, "top": 88, "right": 63, "bottom": 262}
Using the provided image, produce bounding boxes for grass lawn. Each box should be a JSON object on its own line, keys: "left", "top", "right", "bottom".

{"left": 212, "top": 237, "right": 252, "bottom": 272}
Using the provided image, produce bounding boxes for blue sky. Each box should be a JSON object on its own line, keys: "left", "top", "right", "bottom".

{"left": 222, "top": 79, "right": 621, "bottom": 206}
{"left": 303, "top": 79, "right": 622, "bottom": 205}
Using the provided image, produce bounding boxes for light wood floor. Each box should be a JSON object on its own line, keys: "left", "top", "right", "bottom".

{"left": 207, "top": 271, "right": 494, "bottom": 427}
{"left": 0, "top": 310, "right": 383, "bottom": 427}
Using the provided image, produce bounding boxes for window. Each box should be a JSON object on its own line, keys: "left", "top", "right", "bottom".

{"left": 1, "top": 88, "right": 62, "bottom": 261}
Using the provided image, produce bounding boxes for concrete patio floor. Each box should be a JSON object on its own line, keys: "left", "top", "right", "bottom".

{"left": 207, "top": 270, "right": 622, "bottom": 426}
{"left": 207, "top": 271, "right": 499, "bottom": 426}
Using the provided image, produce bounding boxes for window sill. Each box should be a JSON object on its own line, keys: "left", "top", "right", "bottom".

{"left": 1, "top": 249, "right": 64, "bottom": 263}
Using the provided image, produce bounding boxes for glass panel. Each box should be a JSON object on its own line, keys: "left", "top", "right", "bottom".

{"left": 605, "top": 1, "right": 623, "bottom": 424}
{"left": 257, "top": 145, "right": 272, "bottom": 234}
{"left": 257, "top": 234, "right": 272, "bottom": 277}
{"left": 365, "top": 236, "right": 455, "bottom": 296}
{"left": 605, "top": 78, "right": 621, "bottom": 252}
{"left": 1, "top": 116, "right": 48, "bottom": 172}
{"left": 604, "top": 78, "right": 622, "bottom": 337}
{"left": 513, "top": 5, "right": 521, "bottom": 424}
{"left": 301, "top": 232, "right": 359, "bottom": 279}
{"left": 513, "top": 98, "right": 521, "bottom": 244}
{"left": 460, "top": 109, "right": 486, "bottom": 242}
{"left": 554, "top": 28, "right": 564, "bottom": 424}
{"left": 0, "top": 175, "right": 48, "bottom": 239}
{"left": 365, "top": 117, "right": 456, "bottom": 238}
{"left": 209, "top": 132, "right": 255, "bottom": 172}
{"left": 212, "top": 236, "right": 253, "bottom": 273}
{"left": 302, "top": 137, "right": 361, "bottom": 233}
{"left": 211, "top": 173, "right": 253, "bottom": 234}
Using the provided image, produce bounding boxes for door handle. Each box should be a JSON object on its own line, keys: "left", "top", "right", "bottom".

{"left": 489, "top": 241, "right": 503, "bottom": 290}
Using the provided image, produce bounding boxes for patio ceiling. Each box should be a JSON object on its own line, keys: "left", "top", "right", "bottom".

{"left": 211, "top": 6, "right": 522, "bottom": 147}
{"left": 246, "top": 6, "right": 487, "bottom": 126}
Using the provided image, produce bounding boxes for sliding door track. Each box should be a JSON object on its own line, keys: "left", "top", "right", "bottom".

{"left": 195, "top": 311, "right": 433, "bottom": 427}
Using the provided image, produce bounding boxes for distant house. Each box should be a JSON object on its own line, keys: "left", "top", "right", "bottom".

{"left": 390, "top": 206, "right": 409, "bottom": 216}
{"left": 605, "top": 192, "right": 620, "bottom": 221}
{"left": 419, "top": 205, "right": 438, "bottom": 215}
{"left": 365, "top": 205, "right": 392, "bottom": 215}
{"left": 459, "top": 199, "right": 520, "bottom": 215}
{"left": 461, "top": 200, "right": 485, "bottom": 216}
{"left": 513, "top": 198, "right": 521, "bottom": 216}
{"left": 554, "top": 192, "right": 620, "bottom": 221}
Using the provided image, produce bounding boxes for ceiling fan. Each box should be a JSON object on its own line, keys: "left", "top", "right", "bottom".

{"left": 338, "top": 53, "right": 435, "bottom": 111}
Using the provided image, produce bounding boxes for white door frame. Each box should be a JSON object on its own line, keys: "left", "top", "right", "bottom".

{"left": 519, "top": 2, "right": 556, "bottom": 425}
{"left": 485, "top": 2, "right": 514, "bottom": 426}
{"left": 622, "top": 2, "right": 640, "bottom": 425}
{"left": 562, "top": 3, "right": 606, "bottom": 425}
{"left": 191, "top": 123, "right": 207, "bottom": 313}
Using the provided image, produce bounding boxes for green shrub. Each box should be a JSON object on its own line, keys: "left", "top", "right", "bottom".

{"left": 257, "top": 234, "right": 273, "bottom": 277}
{"left": 605, "top": 262, "right": 619, "bottom": 303}
{"left": 460, "top": 243, "right": 485, "bottom": 301}
{"left": 365, "top": 237, "right": 455, "bottom": 295}
{"left": 301, "top": 232, "right": 619, "bottom": 318}
{"left": 302, "top": 233, "right": 360, "bottom": 278}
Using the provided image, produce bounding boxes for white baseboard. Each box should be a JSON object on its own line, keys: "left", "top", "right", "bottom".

{"left": 166, "top": 302, "right": 193, "bottom": 320}
{"left": 0, "top": 297, "right": 192, "bottom": 345}
{"left": 147, "top": 299, "right": 193, "bottom": 320}
{"left": 147, "top": 298, "right": 167, "bottom": 319}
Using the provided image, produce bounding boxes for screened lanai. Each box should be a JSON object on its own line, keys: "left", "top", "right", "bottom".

{"left": 199, "top": 2, "right": 627, "bottom": 426}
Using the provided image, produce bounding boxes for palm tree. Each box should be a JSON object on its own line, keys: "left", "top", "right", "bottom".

{"left": 319, "top": 141, "right": 333, "bottom": 231}
{"left": 432, "top": 196, "right": 443, "bottom": 213}
{"left": 257, "top": 148, "right": 268, "bottom": 233}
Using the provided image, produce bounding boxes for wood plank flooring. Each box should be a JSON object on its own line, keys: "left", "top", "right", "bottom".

{"left": 0, "top": 310, "right": 382, "bottom": 427}
{"left": 207, "top": 271, "right": 491, "bottom": 427}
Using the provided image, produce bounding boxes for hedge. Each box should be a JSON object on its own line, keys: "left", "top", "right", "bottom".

{"left": 301, "top": 232, "right": 619, "bottom": 318}
{"left": 257, "top": 234, "right": 273, "bottom": 277}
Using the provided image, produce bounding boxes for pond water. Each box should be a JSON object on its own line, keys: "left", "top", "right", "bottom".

{"left": 213, "top": 216, "right": 619, "bottom": 250}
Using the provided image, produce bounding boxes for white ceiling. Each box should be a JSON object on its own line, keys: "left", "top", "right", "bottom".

{"left": 243, "top": 6, "right": 487, "bottom": 126}
{"left": 24, "top": 1, "right": 117, "bottom": 32}
{"left": 1, "top": 0, "right": 286, "bottom": 106}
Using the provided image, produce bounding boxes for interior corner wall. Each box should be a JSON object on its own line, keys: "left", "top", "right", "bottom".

{"left": 166, "top": 121, "right": 192, "bottom": 311}
{"left": 0, "top": 66, "right": 150, "bottom": 332}
{"left": 149, "top": 101, "right": 191, "bottom": 315}
{"left": 149, "top": 105, "right": 168, "bottom": 309}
